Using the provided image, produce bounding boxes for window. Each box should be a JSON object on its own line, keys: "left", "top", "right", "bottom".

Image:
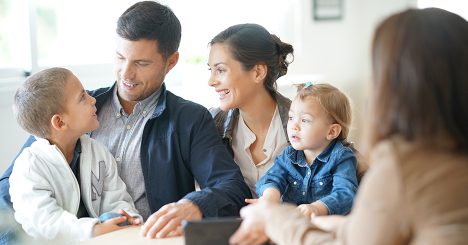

{"left": 0, "top": 0, "right": 30, "bottom": 78}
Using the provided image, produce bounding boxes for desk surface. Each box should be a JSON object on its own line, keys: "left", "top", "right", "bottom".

{"left": 80, "top": 226, "right": 184, "bottom": 245}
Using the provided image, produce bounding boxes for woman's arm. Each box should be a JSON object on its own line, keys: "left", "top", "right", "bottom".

{"left": 231, "top": 202, "right": 334, "bottom": 245}
{"left": 331, "top": 148, "right": 405, "bottom": 244}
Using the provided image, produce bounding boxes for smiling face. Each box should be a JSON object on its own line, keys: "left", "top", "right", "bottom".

{"left": 207, "top": 43, "right": 259, "bottom": 111}
{"left": 287, "top": 96, "right": 338, "bottom": 154}
{"left": 115, "top": 37, "right": 178, "bottom": 112}
{"left": 60, "top": 73, "right": 99, "bottom": 138}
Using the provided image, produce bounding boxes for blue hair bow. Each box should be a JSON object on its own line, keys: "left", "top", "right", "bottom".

{"left": 304, "top": 81, "right": 313, "bottom": 88}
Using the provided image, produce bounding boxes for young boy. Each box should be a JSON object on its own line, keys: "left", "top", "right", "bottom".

{"left": 9, "top": 67, "right": 141, "bottom": 242}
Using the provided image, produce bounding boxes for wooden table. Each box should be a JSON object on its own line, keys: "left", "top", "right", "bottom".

{"left": 80, "top": 226, "right": 184, "bottom": 245}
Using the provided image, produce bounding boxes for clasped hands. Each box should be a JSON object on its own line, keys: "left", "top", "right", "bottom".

{"left": 230, "top": 198, "right": 346, "bottom": 245}
{"left": 94, "top": 199, "right": 202, "bottom": 239}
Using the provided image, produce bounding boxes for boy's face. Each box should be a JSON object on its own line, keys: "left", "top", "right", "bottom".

{"left": 59, "top": 73, "right": 99, "bottom": 137}
{"left": 287, "top": 97, "right": 334, "bottom": 154}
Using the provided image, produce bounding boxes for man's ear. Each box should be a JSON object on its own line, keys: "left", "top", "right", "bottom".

{"left": 165, "top": 51, "right": 179, "bottom": 74}
{"left": 253, "top": 63, "right": 267, "bottom": 84}
{"left": 50, "top": 114, "right": 65, "bottom": 131}
{"left": 326, "top": 124, "right": 342, "bottom": 140}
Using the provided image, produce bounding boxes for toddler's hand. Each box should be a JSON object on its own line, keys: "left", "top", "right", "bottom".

{"left": 297, "top": 204, "right": 319, "bottom": 218}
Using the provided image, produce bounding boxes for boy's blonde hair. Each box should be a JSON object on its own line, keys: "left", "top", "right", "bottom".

{"left": 295, "top": 83, "right": 352, "bottom": 146}
{"left": 13, "top": 67, "right": 70, "bottom": 138}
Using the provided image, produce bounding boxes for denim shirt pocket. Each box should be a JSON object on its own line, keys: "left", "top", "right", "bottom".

{"left": 282, "top": 175, "right": 302, "bottom": 203}
{"left": 310, "top": 175, "right": 333, "bottom": 201}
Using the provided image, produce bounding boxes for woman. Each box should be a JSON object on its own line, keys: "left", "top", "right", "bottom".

{"left": 230, "top": 8, "right": 468, "bottom": 245}
{"left": 207, "top": 24, "right": 294, "bottom": 196}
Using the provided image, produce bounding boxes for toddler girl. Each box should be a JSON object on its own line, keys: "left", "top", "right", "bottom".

{"left": 256, "top": 83, "right": 358, "bottom": 217}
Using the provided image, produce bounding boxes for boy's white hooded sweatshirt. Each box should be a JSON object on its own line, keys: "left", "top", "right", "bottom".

{"left": 9, "top": 134, "right": 141, "bottom": 242}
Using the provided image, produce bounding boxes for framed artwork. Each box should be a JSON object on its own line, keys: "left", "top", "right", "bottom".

{"left": 313, "top": 0, "right": 344, "bottom": 21}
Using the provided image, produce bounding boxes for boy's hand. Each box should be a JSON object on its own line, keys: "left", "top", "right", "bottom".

{"left": 245, "top": 198, "right": 259, "bottom": 204}
{"left": 119, "top": 209, "right": 141, "bottom": 225}
{"left": 93, "top": 216, "right": 126, "bottom": 237}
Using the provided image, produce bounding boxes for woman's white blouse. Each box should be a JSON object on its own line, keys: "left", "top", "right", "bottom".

{"left": 232, "top": 107, "right": 289, "bottom": 197}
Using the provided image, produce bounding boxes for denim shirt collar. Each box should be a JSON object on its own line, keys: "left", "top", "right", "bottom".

{"left": 288, "top": 139, "right": 339, "bottom": 167}
{"left": 316, "top": 139, "right": 339, "bottom": 163}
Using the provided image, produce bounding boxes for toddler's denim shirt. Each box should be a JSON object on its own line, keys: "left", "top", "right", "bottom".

{"left": 256, "top": 139, "right": 358, "bottom": 215}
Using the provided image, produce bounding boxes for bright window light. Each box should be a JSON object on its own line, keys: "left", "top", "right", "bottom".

{"left": 0, "top": 0, "right": 30, "bottom": 70}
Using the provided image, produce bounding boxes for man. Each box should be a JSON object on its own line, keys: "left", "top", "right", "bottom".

{"left": 0, "top": 1, "right": 251, "bottom": 240}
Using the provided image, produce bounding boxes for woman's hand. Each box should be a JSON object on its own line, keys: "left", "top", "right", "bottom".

{"left": 311, "top": 215, "right": 347, "bottom": 233}
{"left": 229, "top": 202, "right": 273, "bottom": 245}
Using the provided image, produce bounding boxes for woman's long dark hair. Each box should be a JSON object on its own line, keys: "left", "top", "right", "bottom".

{"left": 369, "top": 8, "right": 468, "bottom": 153}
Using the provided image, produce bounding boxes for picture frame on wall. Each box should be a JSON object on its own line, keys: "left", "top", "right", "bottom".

{"left": 313, "top": 0, "right": 344, "bottom": 21}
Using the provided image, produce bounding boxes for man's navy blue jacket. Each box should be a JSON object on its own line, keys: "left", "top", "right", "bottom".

{"left": 0, "top": 83, "right": 251, "bottom": 217}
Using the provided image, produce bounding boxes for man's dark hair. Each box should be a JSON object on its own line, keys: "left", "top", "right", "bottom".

{"left": 117, "top": 1, "right": 181, "bottom": 60}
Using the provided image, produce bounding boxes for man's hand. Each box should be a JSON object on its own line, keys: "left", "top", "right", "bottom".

{"left": 229, "top": 201, "right": 273, "bottom": 245}
{"left": 140, "top": 199, "right": 202, "bottom": 239}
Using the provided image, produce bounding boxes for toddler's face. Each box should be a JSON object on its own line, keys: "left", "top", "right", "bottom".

{"left": 287, "top": 97, "right": 334, "bottom": 153}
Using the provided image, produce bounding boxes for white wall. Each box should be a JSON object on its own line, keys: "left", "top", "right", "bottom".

{"left": 0, "top": 81, "right": 29, "bottom": 173}
{"left": 284, "top": 0, "right": 416, "bottom": 148}
{"left": 0, "top": 0, "right": 417, "bottom": 173}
